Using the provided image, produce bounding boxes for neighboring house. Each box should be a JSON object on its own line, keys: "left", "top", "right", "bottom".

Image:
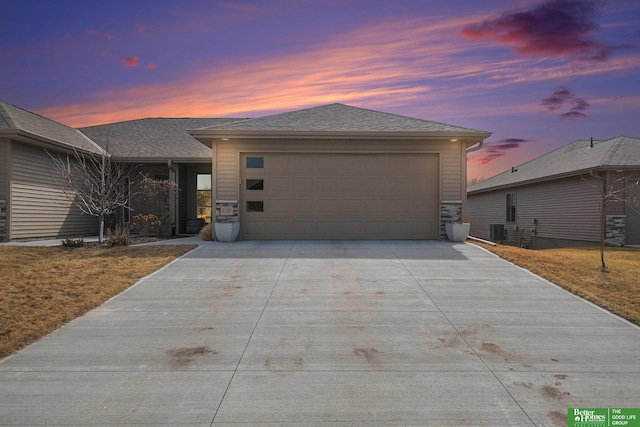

{"left": 1, "top": 100, "right": 491, "bottom": 241}
{"left": 0, "top": 101, "right": 106, "bottom": 241}
{"left": 190, "top": 103, "right": 490, "bottom": 240}
{"left": 467, "top": 136, "right": 640, "bottom": 249}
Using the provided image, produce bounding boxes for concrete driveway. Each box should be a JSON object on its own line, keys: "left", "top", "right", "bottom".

{"left": 1, "top": 240, "right": 639, "bottom": 426}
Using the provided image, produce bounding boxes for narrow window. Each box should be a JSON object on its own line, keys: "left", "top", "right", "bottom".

{"left": 246, "top": 179, "right": 264, "bottom": 190}
{"left": 246, "top": 157, "right": 264, "bottom": 168}
{"left": 247, "top": 201, "right": 264, "bottom": 212}
{"left": 197, "top": 174, "right": 212, "bottom": 223}
{"left": 506, "top": 192, "right": 517, "bottom": 222}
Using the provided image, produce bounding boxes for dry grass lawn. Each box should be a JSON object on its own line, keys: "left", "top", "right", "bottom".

{"left": 471, "top": 242, "right": 640, "bottom": 325}
{"left": 0, "top": 245, "right": 196, "bottom": 358}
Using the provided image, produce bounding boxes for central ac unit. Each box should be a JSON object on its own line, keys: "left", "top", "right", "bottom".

{"left": 490, "top": 224, "right": 506, "bottom": 241}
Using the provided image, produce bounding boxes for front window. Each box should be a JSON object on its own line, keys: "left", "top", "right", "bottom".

{"left": 197, "top": 174, "right": 212, "bottom": 223}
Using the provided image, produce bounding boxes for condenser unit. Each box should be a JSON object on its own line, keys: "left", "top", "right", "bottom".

{"left": 490, "top": 224, "right": 506, "bottom": 241}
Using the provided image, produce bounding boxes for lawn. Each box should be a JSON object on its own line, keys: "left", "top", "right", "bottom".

{"left": 471, "top": 242, "right": 640, "bottom": 325}
{"left": 0, "top": 244, "right": 196, "bottom": 358}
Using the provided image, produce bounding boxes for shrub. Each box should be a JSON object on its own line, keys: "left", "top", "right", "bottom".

{"left": 131, "top": 214, "right": 162, "bottom": 237}
{"left": 199, "top": 223, "right": 215, "bottom": 241}
{"left": 61, "top": 238, "right": 84, "bottom": 247}
{"left": 105, "top": 224, "right": 129, "bottom": 246}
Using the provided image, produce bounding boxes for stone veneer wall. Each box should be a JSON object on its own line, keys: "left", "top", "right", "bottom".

{"left": 440, "top": 201, "right": 462, "bottom": 240}
{"left": 606, "top": 215, "right": 626, "bottom": 246}
{"left": 215, "top": 200, "right": 238, "bottom": 223}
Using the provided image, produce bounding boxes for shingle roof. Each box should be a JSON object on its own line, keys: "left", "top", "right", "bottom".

{"left": 468, "top": 136, "right": 640, "bottom": 193}
{"left": 198, "top": 103, "right": 489, "bottom": 134}
{"left": 0, "top": 101, "right": 104, "bottom": 154}
{"left": 80, "top": 118, "right": 244, "bottom": 160}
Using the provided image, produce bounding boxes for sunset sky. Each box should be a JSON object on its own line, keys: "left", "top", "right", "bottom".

{"left": 2, "top": 0, "right": 639, "bottom": 180}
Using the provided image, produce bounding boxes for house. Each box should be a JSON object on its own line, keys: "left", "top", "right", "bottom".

{"left": 1, "top": 101, "right": 491, "bottom": 241}
{"left": 189, "top": 103, "right": 490, "bottom": 240}
{"left": 0, "top": 101, "right": 106, "bottom": 241}
{"left": 467, "top": 136, "right": 640, "bottom": 249}
{"left": 79, "top": 117, "right": 242, "bottom": 234}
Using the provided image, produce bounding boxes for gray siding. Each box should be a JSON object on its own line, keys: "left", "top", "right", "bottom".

{"left": 625, "top": 174, "right": 640, "bottom": 245}
{"left": 10, "top": 142, "right": 97, "bottom": 240}
{"left": 469, "top": 175, "right": 602, "bottom": 248}
{"left": 0, "top": 139, "right": 8, "bottom": 240}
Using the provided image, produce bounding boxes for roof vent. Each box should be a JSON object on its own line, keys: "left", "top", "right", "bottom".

{"left": 511, "top": 167, "right": 518, "bottom": 173}
{"left": 590, "top": 137, "right": 594, "bottom": 148}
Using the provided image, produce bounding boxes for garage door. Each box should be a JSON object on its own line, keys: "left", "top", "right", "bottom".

{"left": 240, "top": 153, "right": 439, "bottom": 239}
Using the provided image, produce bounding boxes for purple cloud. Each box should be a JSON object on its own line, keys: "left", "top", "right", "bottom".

{"left": 541, "top": 86, "right": 590, "bottom": 118}
{"left": 470, "top": 138, "right": 533, "bottom": 164}
{"left": 461, "top": 0, "right": 625, "bottom": 62}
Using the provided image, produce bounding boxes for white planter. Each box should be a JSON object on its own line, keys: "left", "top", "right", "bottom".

{"left": 214, "top": 222, "right": 240, "bottom": 242}
{"left": 445, "top": 223, "right": 470, "bottom": 242}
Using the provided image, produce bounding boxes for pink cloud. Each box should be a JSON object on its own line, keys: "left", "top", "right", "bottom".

{"left": 147, "top": 63, "right": 157, "bottom": 69}
{"left": 87, "top": 29, "right": 116, "bottom": 40}
{"left": 461, "top": 0, "right": 626, "bottom": 62}
{"left": 121, "top": 56, "right": 139, "bottom": 67}
{"left": 469, "top": 138, "right": 533, "bottom": 165}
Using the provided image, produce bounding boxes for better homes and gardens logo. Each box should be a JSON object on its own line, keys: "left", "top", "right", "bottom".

{"left": 568, "top": 408, "right": 640, "bottom": 427}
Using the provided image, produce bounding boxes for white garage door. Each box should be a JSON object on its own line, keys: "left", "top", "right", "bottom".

{"left": 240, "top": 153, "right": 439, "bottom": 239}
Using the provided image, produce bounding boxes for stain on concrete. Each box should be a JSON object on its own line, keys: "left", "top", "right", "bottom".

{"left": 353, "top": 347, "right": 381, "bottom": 364}
{"left": 548, "top": 410, "right": 567, "bottom": 426}
{"left": 264, "top": 357, "right": 304, "bottom": 376}
{"left": 513, "top": 381, "right": 535, "bottom": 389}
{"left": 480, "top": 342, "right": 516, "bottom": 363}
{"left": 165, "top": 346, "right": 217, "bottom": 367}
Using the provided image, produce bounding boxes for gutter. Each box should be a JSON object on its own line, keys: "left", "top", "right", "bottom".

{"left": 465, "top": 139, "right": 484, "bottom": 153}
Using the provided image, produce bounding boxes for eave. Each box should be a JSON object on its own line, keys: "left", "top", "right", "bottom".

{"left": 189, "top": 130, "right": 492, "bottom": 148}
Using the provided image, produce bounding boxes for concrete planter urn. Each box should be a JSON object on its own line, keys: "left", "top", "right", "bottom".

{"left": 445, "top": 222, "right": 470, "bottom": 242}
{"left": 214, "top": 221, "right": 240, "bottom": 242}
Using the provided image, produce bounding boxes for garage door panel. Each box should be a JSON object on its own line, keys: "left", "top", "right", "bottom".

{"left": 241, "top": 153, "right": 439, "bottom": 239}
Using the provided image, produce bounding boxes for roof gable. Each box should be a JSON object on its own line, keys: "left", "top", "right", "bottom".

{"left": 0, "top": 101, "right": 104, "bottom": 154}
{"left": 468, "top": 135, "right": 640, "bottom": 193}
{"left": 198, "top": 103, "right": 489, "bottom": 134}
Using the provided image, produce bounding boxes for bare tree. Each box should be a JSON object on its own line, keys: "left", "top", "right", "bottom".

{"left": 47, "top": 148, "right": 136, "bottom": 243}
{"left": 136, "top": 174, "right": 179, "bottom": 235}
{"left": 467, "top": 177, "right": 485, "bottom": 187}
{"left": 583, "top": 171, "right": 640, "bottom": 271}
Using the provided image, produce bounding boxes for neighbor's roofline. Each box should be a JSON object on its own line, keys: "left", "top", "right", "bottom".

{"left": 0, "top": 129, "right": 106, "bottom": 155}
{"left": 467, "top": 165, "right": 640, "bottom": 194}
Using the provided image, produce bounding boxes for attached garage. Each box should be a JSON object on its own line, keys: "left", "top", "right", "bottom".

{"left": 190, "top": 103, "right": 491, "bottom": 241}
{"left": 240, "top": 152, "right": 439, "bottom": 239}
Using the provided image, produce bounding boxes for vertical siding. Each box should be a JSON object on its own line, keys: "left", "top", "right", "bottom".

{"left": 468, "top": 175, "right": 603, "bottom": 247}
{"left": 10, "top": 142, "right": 97, "bottom": 240}
{"left": 215, "top": 138, "right": 464, "bottom": 203}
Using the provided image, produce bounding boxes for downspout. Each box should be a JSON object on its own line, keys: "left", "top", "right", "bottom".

{"left": 168, "top": 159, "right": 177, "bottom": 236}
{"left": 590, "top": 169, "right": 607, "bottom": 269}
{"left": 463, "top": 139, "right": 485, "bottom": 224}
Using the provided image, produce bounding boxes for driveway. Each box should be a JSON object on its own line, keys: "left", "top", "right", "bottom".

{"left": 1, "top": 240, "right": 639, "bottom": 426}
